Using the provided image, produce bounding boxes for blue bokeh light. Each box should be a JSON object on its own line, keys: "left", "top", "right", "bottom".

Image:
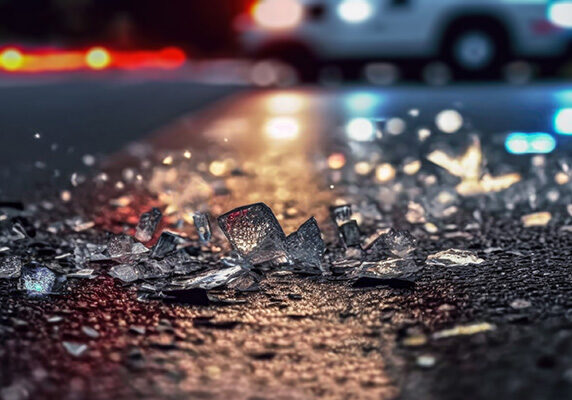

{"left": 505, "top": 132, "right": 556, "bottom": 155}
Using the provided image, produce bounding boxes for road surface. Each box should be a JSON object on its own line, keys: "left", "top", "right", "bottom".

{"left": 1, "top": 78, "right": 572, "bottom": 400}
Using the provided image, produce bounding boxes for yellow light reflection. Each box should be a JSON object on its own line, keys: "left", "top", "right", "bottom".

{"left": 354, "top": 161, "right": 373, "bottom": 175}
{"left": 521, "top": 211, "right": 552, "bottom": 228}
{"left": 427, "top": 136, "right": 521, "bottom": 196}
{"left": 0, "top": 48, "right": 24, "bottom": 71}
{"left": 209, "top": 160, "right": 227, "bottom": 176}
{"left": 327, "top": 153, "right": 346, "bottom": 170}
{"left": 86, "top": 47, "right": 111, "bottom": 70}
{"left": 267, "top": 93, "right": 305, "bottom": 114}
{"left": 264, "top": 116, "right": 301, "bottom": 140}
{"left": 375, "top": 163, "right": 396, "bottom": 183}
{"left": 403, "top": 160, "right": 421, "bottom": 175}
{"left": 555, "top": 172, "right": 570, "bottom": 185}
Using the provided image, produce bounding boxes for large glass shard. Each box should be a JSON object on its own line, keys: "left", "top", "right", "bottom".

{"left": 19, "top": 262, "right": 59, "bottom": 294}
{"left": 0, "top": 255, "right": 21, "bottom": 279}
{"left": 135, "top": 208, "right": 162, "bottom": 242}
{"left": 217, "top": 203, "right": 288, "bottom": 265}
{"left": 286, "top": 217, "right": 325, "bottom": 272}
{"left": 426, "top": 249, "right": 484, "bottom": 266}
{"left": 365, "top": 228, "right": 417, "bottom": 259}
{"left": 330, "top": 204, "right": 352, "bottom": 226}
{"left": 150, "top": 232, "right": 182, "bottom": 259}
{"left": 193, "top": 212, "right": 212, "bottom": 243}
{"left": 338, "top": 220, "right": 361, "bottom": 248}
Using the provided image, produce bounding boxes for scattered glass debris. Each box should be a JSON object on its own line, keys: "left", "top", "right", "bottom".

{"left": 193, "top": 212, "right": 212, "bottom": 243}
{"left": 521, "top": 211, "right": 552, "bottom": 227}
{"left": 402, "top": 334, "right": 428, "bottom": 347}
{"left": 432, "top": 322, "right": 495, "bottom": 339}
{"left": 81, "top": 326, "right": 100, "bottom": 339}
{"left": 135, "top": 208, "right": 162, "bottom": 242}
{"left": 109, "top": 264, "right": 140, "bottom": 283}
{"left": 19, "top": 262, "right": 60, "bottom": 294}
{"left": 426, "top": 249, "right": 484, "bottom": 267}
{"left": 67, "top": 269, "right": 97, "bottom": 279}
{"left": 0, "top": 256, "right": 21, "bottom": 279}
{"left": 62, "top": 342, "right": 88, "bottom": 357}
{"left": 171, "top": 266, "right": 244, "bottom": 290}
{"left": 416, "top": 355, "right": 436, "bottom": 368}
{"left": 108, "top": 234, "right": 138, "bottom": 260}
{"left": 510, "top": 299, "right": 531, "bottom": 309}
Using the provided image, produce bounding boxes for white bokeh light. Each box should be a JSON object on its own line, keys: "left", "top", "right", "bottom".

{"left": 346, "top": 118, "right": 376, "bottom": 141}
{"left": 338, "top": 0, "right": 373, "bottom": 23}
{"left": 436, "top": 110, "right": 463, "bottom": 134}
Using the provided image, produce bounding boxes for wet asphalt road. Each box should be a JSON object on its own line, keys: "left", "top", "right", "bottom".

{"left": 1, "top": 79, "right": 572, "bottom": 198}
{"left": 1, "top": 78, "right": 572, "bottom": 400}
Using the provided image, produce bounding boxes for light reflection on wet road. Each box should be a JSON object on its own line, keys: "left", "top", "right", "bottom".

{"left": 139, "top": 83, "right": 572, "bottom": 238}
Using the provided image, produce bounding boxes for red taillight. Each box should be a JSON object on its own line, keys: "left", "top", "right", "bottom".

{"left": 0, "top": 46, "right": 187, "bottom": 73}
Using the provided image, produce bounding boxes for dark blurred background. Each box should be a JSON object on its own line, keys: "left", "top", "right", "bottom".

{"left": 0, "top": 0, "right": 249, "bottom": 55}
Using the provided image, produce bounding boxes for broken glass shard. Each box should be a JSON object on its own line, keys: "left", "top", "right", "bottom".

{"left": 150, "top": 232, "right": 182, "bottom": 258}
{"left": 172, "top": 266, "right": 244, "bottom": 290}
{"left": 158, "top": 250, "right": 203, "bottom": 275}
{"left": 286, "top": 217, "right": 325, "bottom": 272}
{"left": 193, "top": 212, "right": 212, "bottom": 243}
{"left": 521, "top": 211, "right": 551, "bottom": 228}
{"left": 62, "top": 341, "right": 88, "bottom": 357}
{"left": 109, "top": 264, "right": 140, "bottom": 283}
{"left": 19, "top": 262, "right": 58, "bottom": 294}
{"left": 0, "top": 256, "right": 21, "bottom": 279}
{"left": 431, "top": 322, "right": 495, "bottom": 339}
{"left": 217, "top": 203, "right": 289, "bottom": 266}
{"left": 366, "top": 228, "right": 417, "bottom": 259}
{"left": 426, "top": 249, "right": 484, "bottom": 266}
{"left": 330, "top": 204, "right": 352, "bottom": 226}
{"left": 355, "top": 258, "right": 422, "bottom": 281}
{"left": 81, "top": 326, "right": 100, "bottom": 339}
{"left": 135, "top": 208, "right": 162, "bottom": 242}
{"left": 107, "top": 234, "right": 135, "bottom": 260}
{"left": 67, "top": 269, "right": 96, "bottom": 279}
{"left": 227, "top": 271, "right": 261, "bottom": 291}
{"left": 338, "top": 220, "right": 361, "bottom": 247}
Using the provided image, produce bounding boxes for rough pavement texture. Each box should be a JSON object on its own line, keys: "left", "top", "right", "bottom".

{"left": 1, "top": 210, "right": 571, "bottom": 400}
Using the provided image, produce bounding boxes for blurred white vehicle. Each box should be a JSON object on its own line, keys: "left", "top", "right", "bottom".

{"left": 237, "top": 0, "right": 572, "bottom": 80}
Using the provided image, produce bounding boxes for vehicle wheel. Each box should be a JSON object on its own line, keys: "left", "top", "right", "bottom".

{"left": 443, "top": 21, "right": 509, "bottom": 79}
